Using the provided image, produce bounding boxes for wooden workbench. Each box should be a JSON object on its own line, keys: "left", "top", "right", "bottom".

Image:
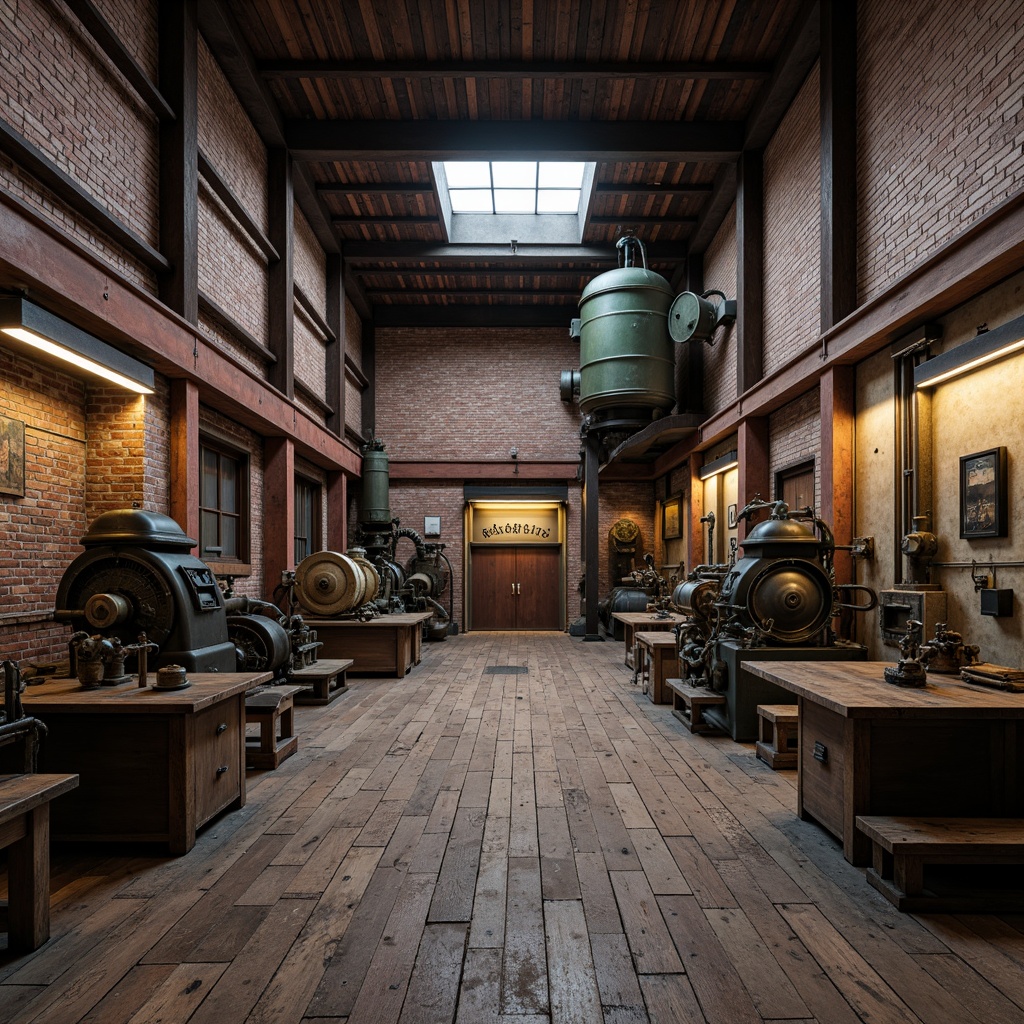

{"left": 21, "top": 671, "right": 271, "bottom": 854}
{"left": 611, "top": 611, "right": 685, "bottom": 670}
{"left": 305, "top": 611, "right": 434, "bottom": 678}
{"left": 744, "top": 660, "right": 1024, "bottom": 865}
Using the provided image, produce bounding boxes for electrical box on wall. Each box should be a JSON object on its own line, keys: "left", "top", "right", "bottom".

{"left": 980, "top": 588, "right": 1013, "bottom": 616}
{"left": 878, "top": 589, "right": 947, "bottom": 647}
{"left": 424, "top": 516, "right": 441, "bottom": 537}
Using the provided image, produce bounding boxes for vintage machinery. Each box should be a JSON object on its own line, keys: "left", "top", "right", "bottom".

{"left": 54, "top": 509, "right": 314, "bottom": 680}
{"left": 673, "top": 499, "right": 875, "bottom": 740}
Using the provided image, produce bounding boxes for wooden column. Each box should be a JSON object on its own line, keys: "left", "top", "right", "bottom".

{"left": 263, "top": 436, "right": 295, "bottom": 594}
{"left": 361, "top": 320, "right": 375, "bottom": 438}
{"left": 737, "top": 417, "right": 770, "bottom": 540}
{"left": 582, "top": 434, "right": 602, "bottom": 641}
{"left": 169, "top": 378, "right": 200, "bottom": 550}
{"left": 326, "top": 251, "right": 346, "bottom": 437}
{"left": 675, "top": 255, "right": 705, "bottom": 414}
{"left": 688, "top": 453, "right": 705, "bottom": 568}
{"left": 327, "top": 470, "right": 348, "bottom": 551}
{"left": 736, "top": 150, "right": 764, "bottom": 394}
{"left": 820, "top": 0, "right": 858, "bottom": 331}
{"left": 158, "top": 0, "right": 199, "bottom": 323}
{"left": 268, "top": 147, "right": 294, "bottom": 398}
{"left": 820, "top": 366, "right": 855, "bottom": 585}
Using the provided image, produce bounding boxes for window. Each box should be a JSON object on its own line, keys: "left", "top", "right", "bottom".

{"left": 200, "top": 438, "right": 248, "bottom": 564}
{"left": 443, "top": 161, "right": 586, "bottom": 215}
{"left": 295, "top": 476, "right": 322, "bottom": 563}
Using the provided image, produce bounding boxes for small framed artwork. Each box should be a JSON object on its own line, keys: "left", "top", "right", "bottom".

{"left": 959, "top": 447, "right": 1007, "bottom": 538}
{"left": 662, "top": 497, "right": 682, "bottom": 540}
{"left": 0, "top": 414, "right": 26, "bottom": 497}
{"left": 727, "top": 503, "right": 738, "bottom": 529}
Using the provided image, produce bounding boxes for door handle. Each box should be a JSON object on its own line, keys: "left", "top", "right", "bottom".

{"left": 517, "top": 582, "right": 521, "bottom": 594}
{"left": 512, "top": 582, "right": 515, "bottom": 595}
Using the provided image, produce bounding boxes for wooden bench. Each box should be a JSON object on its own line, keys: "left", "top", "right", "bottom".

{"left": 1, "top": 773, "right": 79, "bottom": 951}
{"left": 245, "top": 685, "right": 302, "bottom": 769}
{"left": 291, "top": 658, "right": 353, "bottom": 706}
{"left": 755, "top": 704, "right": 799, "bottom": 769}
{"left": 856, "top": 815, "right": 1024, "bottom": 912}
{"left": 666, "top": 678, "right": 725, "bottom": 734}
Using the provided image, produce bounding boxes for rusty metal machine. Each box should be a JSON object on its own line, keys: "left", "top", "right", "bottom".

{"left": 672, "top": 498, "right": 875, "bottom": 740}
{"left": 54, "top": 509, "right": 317, "bottom": 681}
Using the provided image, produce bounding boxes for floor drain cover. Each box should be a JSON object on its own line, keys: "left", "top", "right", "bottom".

{"left": 486, "top": 665, "right": 528, "bottom": 674}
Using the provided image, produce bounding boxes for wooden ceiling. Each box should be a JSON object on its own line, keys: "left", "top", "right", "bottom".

{"left": 205, "top": 0, "right": 818, "bottom": 326}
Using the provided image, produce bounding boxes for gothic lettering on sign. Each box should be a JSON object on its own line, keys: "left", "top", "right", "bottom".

{"left": 480, "top": 521, "right": 552, "bottom": 540}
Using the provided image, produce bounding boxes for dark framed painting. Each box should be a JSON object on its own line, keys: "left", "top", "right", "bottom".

{"left": 0, "top": 414, "right": 25, "bottom": 497}
{"left": 662, "top": 497, "right": 682, "bottom": 540}
{"left": 959, "top": 447, "right": 1007, "bottom": 538}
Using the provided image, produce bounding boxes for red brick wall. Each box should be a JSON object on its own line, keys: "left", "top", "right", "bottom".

{"left": 702, "top": 205, "right": 739, "bottom": 415}
{"left": 858, "top": 0, "right": 1024, "bottom": 302}
{"left": 763, "top": 63, "right": 821, "bottom": 376}
{"left": 375, "top": 326, "right": 580, "bottom": 461}
{"left": 0, "top": 0, "right": 160, "bottom": 289}
{"left": 84, "top": 387, "right": 149, "bottom": 520}
{"left": 597, "top": 482, "right": 657, "bottom": 598}
{"left": 768, "top": 388, "right": 821, "bottom": 511}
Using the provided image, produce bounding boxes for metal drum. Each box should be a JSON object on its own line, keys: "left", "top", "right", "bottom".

{"left": 359, "top": 439, "right": 392, "bottom": 531}
{"left": 294, "top": 551, "right": 367, "bottom": 616}
{"left": 577, "top": 264, "right": 675, "bottom": 419}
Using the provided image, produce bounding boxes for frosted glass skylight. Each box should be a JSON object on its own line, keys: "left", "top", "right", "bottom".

{"left": 444, "top": 161, "right": 585, "bottom": 215}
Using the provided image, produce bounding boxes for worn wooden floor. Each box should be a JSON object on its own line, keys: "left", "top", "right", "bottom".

{"left": 5, "top": 631, "right": 1024, "bottom": 1023}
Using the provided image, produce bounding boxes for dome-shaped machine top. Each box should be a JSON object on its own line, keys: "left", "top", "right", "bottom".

{"left": 79, "top": 509, "right": 197, "bottom": 551}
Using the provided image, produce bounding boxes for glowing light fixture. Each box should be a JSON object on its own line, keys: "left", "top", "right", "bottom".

{"left": 914, "top": 312, "right": 1024, "bottom": 389}
{"left": 0, "top": 296, "right": 154, "bottom": 394}
{"left": 698, "top": 450, "right": 739, "bottom": 479}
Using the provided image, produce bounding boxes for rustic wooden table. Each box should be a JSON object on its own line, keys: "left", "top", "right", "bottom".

{"left": 22, "top": 671, "right": 271, "bottom": 854}
{"left": 744, "top": 660, "right": 1024, "bottom": 864}
{"left": 611, "top": 611, "right": 685, "bottom": 670}
{"left": 306, "top": 611, "right": 435, "bottom": 678}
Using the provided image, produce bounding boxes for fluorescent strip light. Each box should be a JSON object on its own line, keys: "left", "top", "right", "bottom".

{"left": 0, "top": 297, "right": 154, "bottom": 393}
{"left": 914, "top": 312, "right": 1024, "bottom": 389}
{"left": 698, "top": 451, "right": 738, "bottom": 479}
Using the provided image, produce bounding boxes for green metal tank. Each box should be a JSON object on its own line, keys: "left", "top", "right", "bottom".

{"left": 576, "top": 238, "right": 675, "bottom": 422}
{"left": 359, "top": 438, "right": 392, "bottom": 531}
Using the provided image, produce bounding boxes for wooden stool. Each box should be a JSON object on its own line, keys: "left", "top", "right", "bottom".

{"left": 245, "top": 685, "right": 302, "bottom": 769}
{"left": 667, "top": 678, "right": 725, "bottom": 734}
{"left": 291, "top": 658, "right": 353, "bottom": 706}
{"left": 856, "top": 815, "right": 1024, "bottom": 912}
{"left": 755, "top": 704, "right": 798, "bottom": 769}
{"left": 0, "top": 773, "right": 79, "bottom": 951}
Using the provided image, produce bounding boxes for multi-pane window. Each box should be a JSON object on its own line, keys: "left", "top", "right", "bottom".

{"left": 294, "top": 476, "right": 321, "bottom": 563}
{"left": 200, "top": 439, "right": 247, "bottom": 563}
{"left": 443, "top": 161, "right": 585, "bottom": 214}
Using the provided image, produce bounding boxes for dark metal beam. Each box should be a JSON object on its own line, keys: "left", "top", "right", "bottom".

{"left": 259, "top": 59, "right": 772, "bottom": 81}
{"left": 268, "top": 148, "right": 294, "bottom": 398}
{"left": 286, "top": 120, "right": 746, "bottom": 162}
{"left": 372, "top": 304, "right": 576, "bottom": 328}
{"left": 342, "top": 242, "right": 622, "bottom": 264}
{"left": 364, "top": 287, "right": 578, "bottom": 300}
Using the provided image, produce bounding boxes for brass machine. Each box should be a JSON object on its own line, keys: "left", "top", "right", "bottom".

{"left": 672, "top": 498, "right": 876, "bottom": 740}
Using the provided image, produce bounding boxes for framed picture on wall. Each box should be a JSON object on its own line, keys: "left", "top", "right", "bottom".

{"left": 727, "top": 503, "right": 738, "bottom": 529}
{"left": 959, "top": 447, "right": 1007, "bottom": 538}
{"left": 0, "top": 414, "right": 25, "bottom": 497}
{"left": 663, "top": 497, "right": 682, "bottom": 540}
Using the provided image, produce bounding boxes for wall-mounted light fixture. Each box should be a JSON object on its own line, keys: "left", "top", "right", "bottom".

{"left": 698, "top": 450, "right": 738, "bottom": 479}
{"left": 914, "top": 311, "right": 1024, "bottom": 389}
{"left": 668, "top": 289, "right": 737, "bottom": 345}
{"left": 0, "top": 296, "right": 154, "bottom": 394}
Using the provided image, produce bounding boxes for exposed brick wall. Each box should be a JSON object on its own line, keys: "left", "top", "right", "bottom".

{"left": 0, "top": 347, "right": 88, "bottom": 661}
{"left": 84, "top": 386, "right": 149, "bottom": 520}
{"left": 294, "top": 312, "right": 327, "bottom": 403}
{"left": 768, "top": 388, "right": 821, "bottom": 511}
{"left": 198, "top": 36, "right": 267, "bottom": 233}
{"left": 375, "top": 326, "right": 580, "bottom": 461}
{"left": 345, "top": 378, "right": 365, "bottom": 438}
{"left": 143, "top": 376, "right": 171, "bottom": 514}
{"left": 702, "top": 205, "right": 739, "bottom": 416}
{"left": 0, "top": 0, "right": 160, "bottom": 270}
{"left": 763, "top": 63, "right": 820, "bottom": 377}
{"left": 293, "top": 205, "right": 325, "bottom": 311}
{"left": 94, "top": 0, "right": 158, "bottom": 77}
{"left": 858, "top": 0, "right": 1024, "bottom": 302}
{"left": 597, "top": 482, "right": 657, "bottom": 598}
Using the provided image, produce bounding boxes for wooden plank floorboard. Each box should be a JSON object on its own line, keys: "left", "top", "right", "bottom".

{"left": 6, "top": 632, "right": 1024, "bottom": 1022}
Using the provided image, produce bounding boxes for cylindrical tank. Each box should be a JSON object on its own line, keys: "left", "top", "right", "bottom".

{"left": 359, "top": 439, "right": 391, "bottom": 531}
{"left": 577, "top": 260, "right": 675, "bottom": 420}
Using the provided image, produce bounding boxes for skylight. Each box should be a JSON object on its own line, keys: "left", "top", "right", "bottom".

{"left": 444, "top": 161, "right": 585, "bottom": 216}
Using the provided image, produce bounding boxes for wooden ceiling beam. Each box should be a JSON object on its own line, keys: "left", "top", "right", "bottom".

{"left": 372, "top": 305, "right": 575, "bottom": 327}
{"left": 286, "top": 120, "right": 745, "bottom": 162}
{"left": 258, "top": 59, "right": 772, "bottom": 81}
{"left": 342, "top": 242, "right": 619, "bottom": 263}
{"left": 318, "top": 183, "right": 433, "bottom": 195}
{"left": 594, "top": 184, "right": 714, "bottom": 196}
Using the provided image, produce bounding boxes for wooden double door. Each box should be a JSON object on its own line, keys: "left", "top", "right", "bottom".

{"left": 470, "top": 545, "right": 562, "bottom": 630}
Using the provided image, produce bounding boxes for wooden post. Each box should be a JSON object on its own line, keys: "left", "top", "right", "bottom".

{"left": 263, "top": 436, "right": 295, "bottom": 594}
{"left": 169, "top": 378, "right": 200, "bottom": 550}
